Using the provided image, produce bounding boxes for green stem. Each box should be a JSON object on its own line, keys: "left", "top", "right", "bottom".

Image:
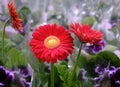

{"left": 51, "top": 62, "right": 54, "bottom": 87}
{"left": 2, "top": 19, "right": 9, "bottom": 58}
{"left": 68, "top": 43, "right": 83, "bottom": 87}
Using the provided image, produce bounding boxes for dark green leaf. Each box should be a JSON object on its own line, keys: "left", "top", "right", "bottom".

{"left": 95, "top": 51, "right": 120, "bottom": 67}
{"left": 18, "top": 6, "right": 31, "bottom": 24}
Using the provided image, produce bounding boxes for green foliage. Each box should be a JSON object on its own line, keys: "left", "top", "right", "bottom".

{"left": 82, "top": 16, "right": 95, "bottom": 26}
{"left": 95, "top": 51, "right": 120, "bottom": 67}
{"left": 80, "top": 51, "right": 120, "bottom": 77}
{"left": 18, "top": 6, "right": 31, "bottom": 24}
{"left": 98, "top": 2, "right": 108, "bottom": 9}
{"left": 0, "top": 38, "right": 16, "bottom": 58}
{"left": 39, "top": 62, "right": 49, "bottom": 87}
{"left": 56, "top": 61, "right": 80, "bottom": 87}
{"left": 5, "top": 48, "right": 27, "bottom": 69}
{"left": 78, "top": 55, "right": 88, "bottom": 68}
{"left": 32, "top": 61, "right": 49, "bottom": 87}
{"left": 56, "top": 61, "right": 71, "bottom": 87}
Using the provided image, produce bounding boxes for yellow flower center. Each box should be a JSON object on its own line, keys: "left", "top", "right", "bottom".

{"left": 44, "top": 36, "right": 60, "bottom": 49}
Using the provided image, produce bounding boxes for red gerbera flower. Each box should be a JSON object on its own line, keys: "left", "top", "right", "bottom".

{"left": 29, "top": 24, "right": 74, "bottom": 63}
{"left": 8, "top": 0, "right": 23, "bottom": 33}
{"left": 70, "top": 23, "right": 103, "bottom": 44}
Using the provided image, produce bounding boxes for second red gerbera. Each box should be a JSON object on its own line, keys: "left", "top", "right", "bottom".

{"left": 29, "top": 24, "right": 74, "bottom": 63}
{"left": 8, "top": 0, "right": 23, "bottom": 33}
{"left": 70, "top": 23, "right": 103, "bottom": 44}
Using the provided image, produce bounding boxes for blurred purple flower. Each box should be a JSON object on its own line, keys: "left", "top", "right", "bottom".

{"left": 12, "top": 64, "right": 33, "bottom": 87}
{"left": 110, "top": 67, "right": 120, "bottom": 87}
{"left": 1, "top": 0, "right": 8, "bottom": 8}
{"left": 94, "top": 65, "right": 120, "bottom": 87}
{"left": 117, "top": 19, "right": 120, "bottom": 22}
{"left": 0, "top": 66, "right": 14, "bottom": 87}
{"left": 83, "top": 40, "right": 105, "bottom": 54}
{"left": 95, "top": 65, "right": 105, "bottom": 75}
{"left": 41, "top": 12, "right": 48, "bottom": 22}
{"left": 98, "top": 19, "right": 112, "bottom": 30}
{"left": 111, "top": 23, "right": 117, "bottom": 27}
{"left": 111, "top": 18, "right": 120, "bottom": 27}
{"left": 0, "top": 0, "right": 8, "bottom": 13}
{"left": 0, "top": 65, "right": 33, "bottom": 87}
{"left": 78, "top": 68, "right": 88, "bottom": 81}
{"left": 45, "top": 63, "right": 50, "bottom": 73}
{"left": 5, "top": 26, "right": 18, "bottom": 38}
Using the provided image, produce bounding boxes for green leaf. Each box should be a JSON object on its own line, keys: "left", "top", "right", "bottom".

{"left": 95, "top": 51, "right": 120, "bottom": 67}
{"left": 39, "top": 62, "right": 48, "bottom": 87}
{"left": 82, "top": 16, "right": 95, "bottom": 26}
{"left": 5, "top": 48, "right": 27, "bottom": 69}
{"left": 56, "top": 61, "right": 71, "bottom": 86}
{"left": 78, "top": 55, "right": 88, "bottom": 68}
{"left": 18, "top": 6, "right": 31, "bottom": 24}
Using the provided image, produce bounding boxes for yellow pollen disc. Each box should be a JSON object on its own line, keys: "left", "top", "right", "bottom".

{"left": 44, "top": 36, "right": 60, "bottom": 49}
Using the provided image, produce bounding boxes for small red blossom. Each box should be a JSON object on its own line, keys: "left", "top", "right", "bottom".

{"left": 29, "top": 24, "right": 74, "bottom": 63}
{"left": 8, "top": 0, "right": 23, "bottom": 33}
{"left": 70, "top": 23, "right": 103, "bottom": 44}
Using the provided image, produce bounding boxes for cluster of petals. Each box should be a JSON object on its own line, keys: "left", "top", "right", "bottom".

{"left": 69, "top": 23, "right": 103, "bottom": 44}
{"left": 29, "top": 24, "right": 74, "bottom": 63}
{"left": 8, "top": 0, "right": 23, "bottom": 33}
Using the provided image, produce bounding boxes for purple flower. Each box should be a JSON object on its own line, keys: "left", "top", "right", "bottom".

{"left": 95, "top": 65, "right": 105, "bottom": 75}
{"left": 111, "top": 23, "right": 117, "bottom": 27}
{"left": 111, "top": 18, "right": 120, "bottom": 27}
{"left": 5, "top": 26, "right": 18, "bottom": 38}
{"left": 0, "top": 66, "right": 14, "bottom": 87}
{"left": 78, "top": 68, "right": 88, "bottom": 81}
{"left": 0, "top": 65, "right": 33, "bottom": 87}
{"left": 83, "top": 40, "right": 105, "bottom": 54}
{"left": 98, "top": 19, "right": 112, "bottom": 30}
{"left": 94, "top": 65, "right": 120, "bottom": 87}
{"left": 110, "top": 68, "right": 120, "bottom": 87}
{"left": 45, "top": 63, "right": 50, "bottom": 73}
{"left": 12, "top": 64, "right": 33, "bottom": 87}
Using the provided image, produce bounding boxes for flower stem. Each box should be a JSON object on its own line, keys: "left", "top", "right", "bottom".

{"left": 68, "top": 42, "right": 83, "bottom": 87}
{"left": 2, "top": 19, "right": 9, "bottom": 59}
{"left": 51, "top": 62, "right": 54, "bottom": 87}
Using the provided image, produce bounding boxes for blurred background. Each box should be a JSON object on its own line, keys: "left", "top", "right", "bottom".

{"left": 0, "top": 0, "right": 120, "bottom": 87}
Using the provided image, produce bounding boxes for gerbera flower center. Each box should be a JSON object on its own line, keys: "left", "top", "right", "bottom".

{"left": 44, "top": 36, "right": 60, "bottom": 49}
